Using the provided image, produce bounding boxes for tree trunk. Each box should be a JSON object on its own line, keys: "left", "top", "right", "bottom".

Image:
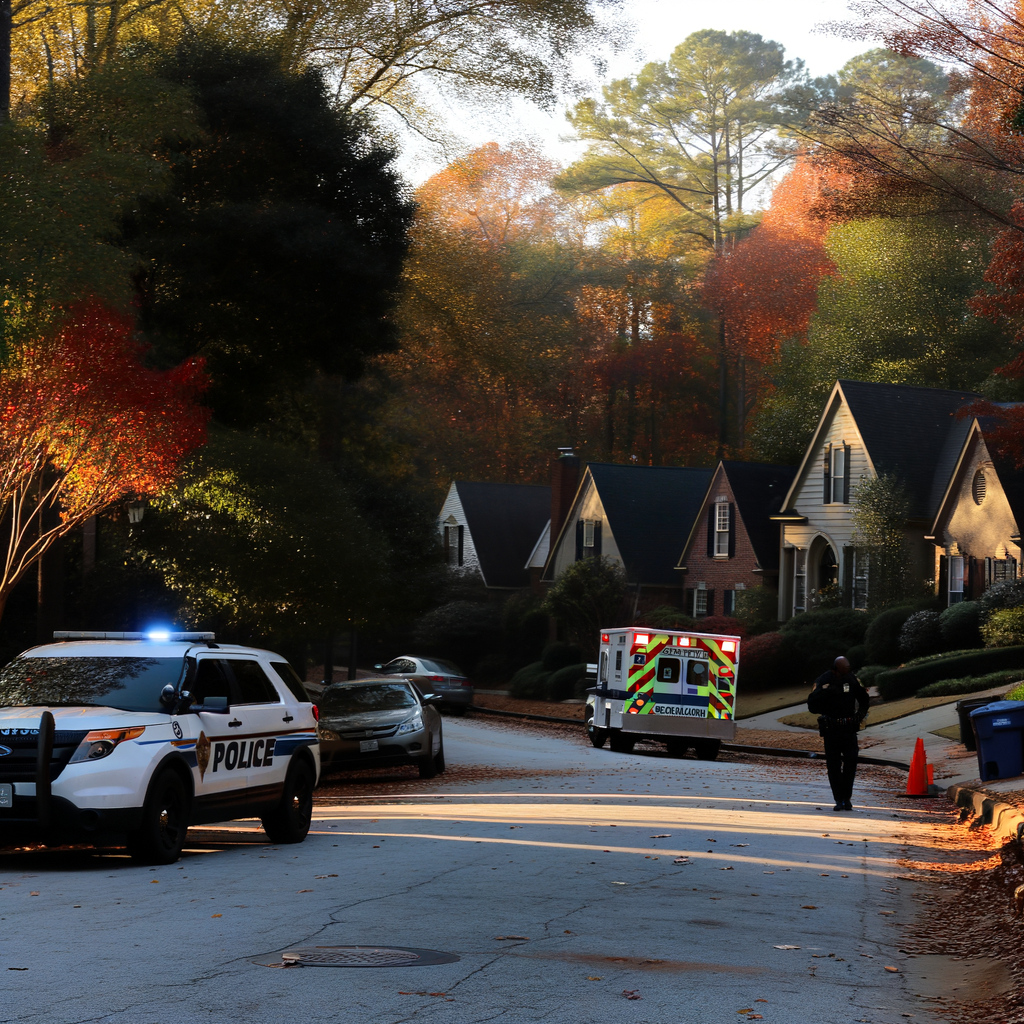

{"left": 717, "top": 313, "right": 728, "bottom": 457}
{"left": 736, "top": 353, "right": 746, "bottom": 451}
{"left": 0, "top": 0, "right": 11, "bottom": 123}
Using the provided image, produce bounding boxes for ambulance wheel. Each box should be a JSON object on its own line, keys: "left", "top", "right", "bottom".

{"left": 127, "top": 769, "right": 191, "bottom": 865}
{"left": 666, "top": 739, "right": 689, "bottom": 758}
{"left": 586, "top": 710, "right": 608, "bottom": 748}
{"left": 693, "top": 739, "right": 721, "bottom": 761}
{"left": 609, "top": 731, "right": 635, "bottom": 754}
{"left": 262, "top": 759, "right": 314, "bottom": 844}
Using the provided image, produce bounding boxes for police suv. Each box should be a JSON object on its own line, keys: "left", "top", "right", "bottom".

{"left": 0, "top": 631, "right": 320, "bottom": 864}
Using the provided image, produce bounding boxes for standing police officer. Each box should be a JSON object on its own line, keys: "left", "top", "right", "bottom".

{"left": 807, "top": 656, "right": 870, "bottom": 811}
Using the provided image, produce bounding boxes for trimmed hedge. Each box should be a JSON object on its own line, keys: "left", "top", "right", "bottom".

{"left": 541, "top": 642, "right": 582, "bottom": 672}
{"left": 548, "top": 662, "right": 589, "bottom": 702}
{"left": 780, "top": 607, "right": 870, "bottom": 681}
{"left": 938, "top": 601, "right": 982, "bottom": 651}
{"left": 877, "top": 646, "right": 1024, "bottom": 700}
{"left": 739, "top": 631, "right": 793, "bottom": 689}
{"left": 509, "top": 661, "right": 549, "bottom": 699}
{"left": 865, "top": 607, "right": 914, "bottom": 666}
{"left": 916, "top": 670, "right": 1023, "bottom": 698}
{"left": 898, "top": 610, "right": 942, "bottom": 660}
{"left": 982, "top": 607, "right": 1024, "bottom": 648}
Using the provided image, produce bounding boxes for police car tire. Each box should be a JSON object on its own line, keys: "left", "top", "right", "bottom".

{"left": 261, "top": 759, "right": 314, "bottom": 844}
{"left": 694, "top": 739, "right": 721, "bottom": 761}
{"left": 609, "top": 731, "right": 635, "bottom": 754}
{"left": 586, "top": 710, "right": 608, "bottom": 748}
{"left": 434, "top": 742, "right": 446, "bottom": 774}
{"left": 126, "top": 769, "right": 190, "bottom": 865}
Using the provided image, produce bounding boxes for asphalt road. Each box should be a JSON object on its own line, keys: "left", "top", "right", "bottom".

{"left": 0, "top": 717, "right": 965, "bottom": 1024}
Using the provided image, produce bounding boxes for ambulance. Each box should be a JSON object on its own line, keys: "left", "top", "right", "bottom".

{"left": 585, "top": 627, "right": 741, "bottom": 760}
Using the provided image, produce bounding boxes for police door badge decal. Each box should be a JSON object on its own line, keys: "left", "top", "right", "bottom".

{"left": 172, "top": 720, "right": 183, "bottom": 739}
{"left": 196, "top": 731, "right": 211, "bottom": 780}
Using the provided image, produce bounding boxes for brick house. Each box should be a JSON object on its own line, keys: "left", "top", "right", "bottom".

{"left": 928, "top": 415, "right": 1024, "bottom": 604}
{"left": 677, "top": 460, "right": 796, "bottom": 618}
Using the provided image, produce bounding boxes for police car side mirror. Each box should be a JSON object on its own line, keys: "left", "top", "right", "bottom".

{"left": 191, "top": 695, "right": 229, "bottom": 713}
{"left": 160, "top": 684, "right": 177, "bottom": 709}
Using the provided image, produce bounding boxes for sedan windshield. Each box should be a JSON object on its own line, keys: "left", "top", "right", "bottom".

{"left": 0, "top": 657, "right": 186, "bottom": 713}
{"left": 321, "top": 683, "right": 417, "bottom": 716}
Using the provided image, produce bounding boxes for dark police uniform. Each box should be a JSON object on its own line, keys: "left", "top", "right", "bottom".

{"left": 807, "top": 670, "right": 870, "bottom": 808}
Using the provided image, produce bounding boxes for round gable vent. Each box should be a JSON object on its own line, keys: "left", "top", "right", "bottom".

{"left": 973, "top": 470, "right": 987, "bottom": 505}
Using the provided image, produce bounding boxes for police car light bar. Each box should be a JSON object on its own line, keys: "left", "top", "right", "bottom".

{"left": 52, "top": 631, "right": 216, "bottom": 641}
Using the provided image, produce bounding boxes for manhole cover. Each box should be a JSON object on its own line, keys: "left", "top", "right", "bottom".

{"left": 279, "top": 946, "right": 459, "bottom": 968}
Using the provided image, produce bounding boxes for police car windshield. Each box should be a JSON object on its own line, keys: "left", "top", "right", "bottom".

{"left": 0, "top": 656, "right": 185, "bottom": 713}
{"left": 321, "top": 683, "right": 417, "bottom": 715}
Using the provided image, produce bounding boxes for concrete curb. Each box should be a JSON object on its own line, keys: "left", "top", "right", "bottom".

{"left": 467, "top": 706, "right": 910, "bottom": 769}
{"left": 947, "top": 781, "right": 1024, "bottom": 842}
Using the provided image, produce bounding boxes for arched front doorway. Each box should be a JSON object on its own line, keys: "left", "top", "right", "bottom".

{"left": 818, "top": 544, "right": 838, "bottom": 591}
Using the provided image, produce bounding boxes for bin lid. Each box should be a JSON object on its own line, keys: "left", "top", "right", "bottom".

{"left": 969, "top": 699, "right": 1024, "bottom": 719}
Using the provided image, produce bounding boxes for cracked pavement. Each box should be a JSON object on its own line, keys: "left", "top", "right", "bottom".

{"left": 0, "top": 716, "right": 957, "bottom": 1023}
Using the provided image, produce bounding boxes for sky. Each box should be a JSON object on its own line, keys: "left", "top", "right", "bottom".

{"left": 399, "top": 0, "right": 880, "bottom": 183}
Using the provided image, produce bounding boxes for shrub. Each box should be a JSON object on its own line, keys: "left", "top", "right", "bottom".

{"left": 938, "top": 601, "right": 982, "bottom": 651}
{"left": 541, "top": 642, "right": 582, "bottom": 672}
{"left": 1008, "top": 682, "right": 1024, "bottom": 701}
{"left": 898, "top": 610, "right": 943, "bottom": 661}
{"left": 864, "top": 606, "right": 914, "bottom": 666}
{"left": 978, "top": 578, "right": 1024, "bottom": 617}
{"left": 982, "top": 607, "right": 1024, "bottom": 648}
{"left": 411, "top": 600, "right": 502, "bottom": 675}
{"left": 856, "top": 664, "right": 888, "bottom": 688}
{"left": 877, "top": 646, "right": 1024, "bottom": 700}
{"left": 544, "top": 556, "right": 629, "bottom": 656}
{"left": 473, "top": 653, "right": 507, "bottom": 684}
{"left": 780, "top": 608, "right": 871, "bottom": 681}
{"left": 642, "top": 606, "right": 698, "bottom": 631}
{"left": 698, "top": 615, "right": 745, "bottom": 637}
{"left": 509, "top": 661, "right": 549, "bottom": 699}
{"left": 738, "top": 632, "right": 795, "bottom": 689}
{"left": 735, "top": 585, "right": 779, "bottom": 636}
{"left": 502, "top": 594, "right": 549, "bottom": 671}
{"left": 846, "top": 644, "right": 867, "bottom": 670}
{"left": 547, "top": 663, "right": 589, "bottom": 702}
{"left": 916, "top": 670, "right": 1023, "bottom": 698}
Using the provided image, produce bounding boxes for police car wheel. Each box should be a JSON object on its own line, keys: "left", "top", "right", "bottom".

{"left": 693, "top": 739, "right": 721, "bottom": 761}
{"left": 585, "top": 711, "right": 608, "bottom": 748}
{"left": 261, "top": 759, "right": 314, "bottom": 844}
{"left": 127, "top": 770, "right": 190, "bottom": 865}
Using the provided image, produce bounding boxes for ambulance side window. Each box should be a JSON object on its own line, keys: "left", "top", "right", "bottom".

{"left": 656, "top": 657, "right": 680, "bottom": 684}
{"left": 614, "top": 650, "right": 623, "bottom": 672}
{"left": 231, "top": 660, "right": 282, "bottom": 704}
{"left": 687, "top": 660, "right": 708, "bottom": 687}
{"left": 192, "top": 659, "right": 232, "bottom": 705}
{"left": 599, "top": 651, "right": 609, "bottom": 683}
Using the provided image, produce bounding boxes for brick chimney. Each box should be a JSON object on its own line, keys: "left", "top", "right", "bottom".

{"left": 550, "top": 448, "right": 581, "bottom": 541}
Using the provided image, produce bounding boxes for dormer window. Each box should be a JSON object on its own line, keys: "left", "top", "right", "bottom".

{"left": 714, "top": 500, "right": 730, "bottom": 557}
{"left": 824, "top": 442, "right": 850, "bottom": 504}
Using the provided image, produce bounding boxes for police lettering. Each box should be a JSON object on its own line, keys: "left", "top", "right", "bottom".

{"left": 211, "top": 736, "right": 277, "bottom": 772}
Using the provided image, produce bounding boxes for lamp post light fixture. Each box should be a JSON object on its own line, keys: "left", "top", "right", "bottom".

{"left": 128, "top": 502, "right": 145, "bottom": 524}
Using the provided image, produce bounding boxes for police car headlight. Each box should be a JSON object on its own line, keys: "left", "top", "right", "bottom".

{"left": 69, "top": 727, "right": 146, "bottom": 764}
{"left": 397, "top": 713, "right": 423, "bottom": 735}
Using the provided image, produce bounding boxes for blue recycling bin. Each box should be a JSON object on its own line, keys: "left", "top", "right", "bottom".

{"left": 970, "top": 700, "right": 1024, "bottom": 781}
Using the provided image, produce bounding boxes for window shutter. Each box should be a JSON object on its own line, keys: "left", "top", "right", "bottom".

{"left": 985, "top": 556, "right": 993, "bottom": 589}
{"left": 685, "top": 588, "right": 694, "bottom": 616}
{"left": 575, "top": 519, "right": 584, "bottom": 561}
{"left": 842, "top": 545, "right": 854, "bottom": 604}
{"left": 594, "top": 521, "right": 603, "bottom": 558}
{"left": 966, "top": 556, "right": 975, "bottom": 599}
{"left": 938, "top": 555, "right": 948, "bottom": 602}
{"left": 727, "top": 502, "right": 736, "bottom": 558}
{"left": 457, "top": 525, "right": 464, "bottom": 567}
{"left": 823, "top": 443, "right": 832, "bottom": 503}
{"left": 842, "top": 444, "right": 851, "bottom": 503}
{"left": 707, "top": 507, "right": 715, "bottom": 558}
{"left": 706, "top": 590, "right": 715, "bottom": 616}
{"left": 443, "top": 527, "right": 451, "bottom": 565}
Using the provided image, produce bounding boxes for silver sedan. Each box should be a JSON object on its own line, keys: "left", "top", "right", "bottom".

{"left": 316, "top": 678, "right": 445, "bottom": 778}
{"left": 373, "top": 655, "right": 473, "bottom": 712}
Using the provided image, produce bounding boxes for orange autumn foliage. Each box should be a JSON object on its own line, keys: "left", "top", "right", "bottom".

{"left": 0, "top": 302, "right": 208, "bottom": 615}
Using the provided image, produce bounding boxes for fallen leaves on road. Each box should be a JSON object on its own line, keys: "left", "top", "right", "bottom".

{"left": 884, "top": 965, "right": 899, "bottom": 973}
{"left": 493, "top": 936, "right": 529, "bottom": 941}
{"left": 731, "top": 844, "right": 750, "bottom": 848}
{"left": 612, "top": 881, "right": 628, "bottom": 885}
{"left": 623, "top": 990, "right": 642, "bottom": 1000}
{"left": 29, "top": 892, "right": 38, "bottom": 896}
{"left": 211, "top": 914, "right": 222, "bottom": 918}
{"left": 650, "top": 834, "right": 671, "bottom": 839}
{"left": 296, "top": 889, "right": 313, "bottom": 893}
{"left": 673, "top": 857, "right": 691, "bottom": 865}
{"left": 586, "top": 976, "right": 602, "bottom": 981}
{"left": 720, "top": 866, "right": 734, "bottom": 871}
{"left": 7, "top": 967, "right": 28, "bottom": 971}
{"left": 773, "top": 945, "right": 800, "bottom": 950}
{"left": 314, "top": 875, "right": 338, "bottom": 879}
{"left": 150, "top": 880, "right": 159, "bottom": 884}
{"left": 801, "top": 905, "right": 817, "bottom": 910}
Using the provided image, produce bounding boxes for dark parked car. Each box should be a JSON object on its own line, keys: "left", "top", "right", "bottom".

{"left": 316, "top": 679, "right": 445, "bottom": 778}
{"left": 373, "top": 656, "right": 473, "bottom": 712}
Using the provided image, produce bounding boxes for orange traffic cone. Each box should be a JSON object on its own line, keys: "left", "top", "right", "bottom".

{"left": 906, "top": 738, "right": 929, "bottom": 796}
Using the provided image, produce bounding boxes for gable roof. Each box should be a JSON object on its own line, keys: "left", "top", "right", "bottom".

{"left": 454, "top": 481, "right": 551, "bottom": 589}
{"left": 784, "top": 380, "right": 980, "bottom": 521}
{"left": 931, "top": 414, "right": 1024, "bottom": 538}
{"left": 722, "top": 461, "right": 797, "bottom": 571}
{"left": 546, "top": 463, "right": 713, "bottom": 587}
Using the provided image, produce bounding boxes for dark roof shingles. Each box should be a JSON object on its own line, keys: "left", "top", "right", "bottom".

{"left": 720, "top": 461, "right": 797, "bottom": 571}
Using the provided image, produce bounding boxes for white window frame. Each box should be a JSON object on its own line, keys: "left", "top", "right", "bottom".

{"left": 714, "top": 500, "right": 729, "bottom": 557}
{"left": 794, "top": 549, "right": 806, "bottom": 614}
{"left": 694, "top": 583, "right": 708, "bottom": 617}
{"left": 831, "top": 446, "right": 846, "bottom": 504}
{"left": 583, "top": 520, "right": 595, "bottom": 548}
{"left": 949, "top": 555, "right": 964, "bottom": 605}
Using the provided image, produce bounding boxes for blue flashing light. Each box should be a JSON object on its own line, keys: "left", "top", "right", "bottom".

{"left": 147, "top": 630, "right": 171, "bottom": 641}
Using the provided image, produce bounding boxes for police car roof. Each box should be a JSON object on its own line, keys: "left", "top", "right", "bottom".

{"left": 22, "top": 640, "right": 278, "bottom": 659}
